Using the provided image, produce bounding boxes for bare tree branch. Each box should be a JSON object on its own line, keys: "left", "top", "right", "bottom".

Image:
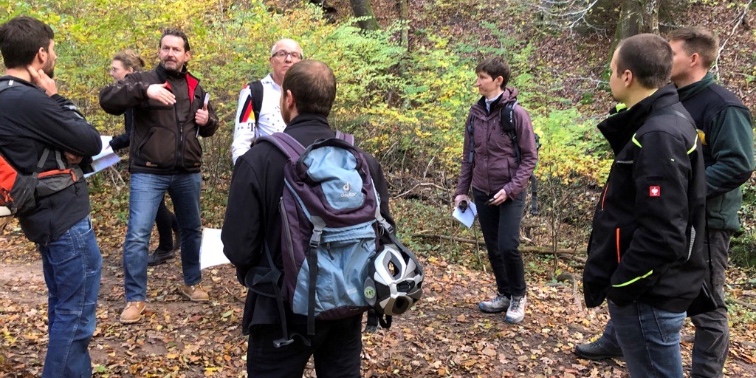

{"left": 713, "top": 0, "right": 753, "bottom": 80}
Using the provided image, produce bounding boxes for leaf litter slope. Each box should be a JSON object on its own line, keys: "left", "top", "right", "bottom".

{"left": 2, "top": 1, "right": 756, "bottom": 376}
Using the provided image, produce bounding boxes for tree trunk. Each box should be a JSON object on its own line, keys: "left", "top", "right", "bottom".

{"left": 615, "top": 0, "right": 660, "bottom": 39}
{"left": 610, "top": 0, "right": 660, "bottom": 56}
{"left": 350, "top": 0, "right": 380, "bottom": 31}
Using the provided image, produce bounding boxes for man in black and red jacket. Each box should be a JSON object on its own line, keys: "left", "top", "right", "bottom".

{"left": 100, "top": 28, "right": 219, "bottom": 324}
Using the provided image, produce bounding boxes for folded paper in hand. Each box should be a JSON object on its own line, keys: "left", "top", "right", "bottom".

{"left": 85, "top": 136, "right": 120, "bottom": 178}
{"left": 200, "top": 227, "right": 231, "bottom": 270}
{"left": 452, "top": 202, "right": 477, "bottom": 228}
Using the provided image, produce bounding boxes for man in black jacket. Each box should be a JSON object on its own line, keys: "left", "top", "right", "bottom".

{"left": 576, "top": 27, "right": 754, "bottom": 378}
{"left": 99, "top": 29, "right": 219, "bottom": 324}
{"left": 222, "top": 60, "right": 393, "bottom": 377}
{"left": 0, "top": 16, "right": 103, "bottom": 378}
{"left": 581, "top": 34, "right": 707, "bottom": 378}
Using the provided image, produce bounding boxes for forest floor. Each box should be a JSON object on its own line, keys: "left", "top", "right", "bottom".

{"left": 1, "top": 212, "right": 755, "bottom": 377}
{"left": 3, "top": 0, "right": 756, "bottom": 377}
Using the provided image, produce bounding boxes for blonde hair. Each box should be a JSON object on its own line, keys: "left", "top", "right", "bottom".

{"left": 112, "top": 49, "right": 145, "bottom": 71}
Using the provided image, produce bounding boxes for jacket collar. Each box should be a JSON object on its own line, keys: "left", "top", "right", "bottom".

{"left": 475, "top": 87, "right": 520, "bottom": 114}
{"left": 598, "top": 84, "right": 680, "bottom": 154}
{"left": 155, "top": 64, "right": 200, "bottom": 103}
{"left": 677, "top": 72, "right": 714, "bottom": 102}
{"left": 285, "top": 114, "right": 331, "bottom": 132}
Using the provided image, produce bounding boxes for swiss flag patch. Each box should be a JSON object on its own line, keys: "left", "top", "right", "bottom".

{"left": 649, "top": 186, "right": 661, "bottom": 197}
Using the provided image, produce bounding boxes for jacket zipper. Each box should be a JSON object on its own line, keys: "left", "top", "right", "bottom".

{"left": 615, "top": 227, "right": 621, "bottom": 263}
{"left": 175, "top": 107, "right": 183, "bottom": 169}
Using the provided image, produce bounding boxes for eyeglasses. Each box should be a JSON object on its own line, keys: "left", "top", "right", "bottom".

{"left": 271, "top": 50, "right": 303, "bottom": 60}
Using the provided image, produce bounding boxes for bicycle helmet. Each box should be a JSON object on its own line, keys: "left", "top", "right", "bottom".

{"left": 364, "top": 243, "right": 423, "bottom": 316}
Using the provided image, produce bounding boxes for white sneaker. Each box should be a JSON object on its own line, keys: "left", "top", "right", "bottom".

{"left": 478, "top": 293, "right": 510, "bottom": 313}
{"left": 504, "top": 295, "right": 527, "bottom": 323}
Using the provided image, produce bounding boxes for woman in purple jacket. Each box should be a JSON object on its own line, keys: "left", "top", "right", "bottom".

{"left": 454, "top": 56, "right": 538, "bottom": 324}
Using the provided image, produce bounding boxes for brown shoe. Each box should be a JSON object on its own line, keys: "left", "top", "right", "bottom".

{"left": 119, "top": 301, "right": 146, "bottom": 324}
{"left": 179, "top": 284, "right": 209, "bottom": 302}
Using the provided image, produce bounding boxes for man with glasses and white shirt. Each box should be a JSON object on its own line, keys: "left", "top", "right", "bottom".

{"left": 231, "top": 38, "right": 304, "bottom": 164}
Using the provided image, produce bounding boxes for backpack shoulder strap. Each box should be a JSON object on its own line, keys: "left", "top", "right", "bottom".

{"left": 335, "top": 130, "right": 355, "bottom": 145}
{"left": 500, "top": 100, "right": 521, "bottom": 163}
{"left": 257, "top": 133, "right": 306, "bottom": 162}
{"left": 0, "top": 80, "right": 16, "bottom": 95}
{"left": 499, "top": 100, "right": 518, "bottom": 133}
{"left": 248, "top": 80, "right": 264, "bottom": 125}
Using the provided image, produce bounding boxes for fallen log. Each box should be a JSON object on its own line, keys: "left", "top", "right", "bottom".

{"left": 412, "top": 233, "right": 585, "bottom": 255}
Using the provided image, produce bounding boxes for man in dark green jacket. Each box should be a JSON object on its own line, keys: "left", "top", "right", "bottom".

{"left": 576, "top": 27, "right": 754, "bottom": 378}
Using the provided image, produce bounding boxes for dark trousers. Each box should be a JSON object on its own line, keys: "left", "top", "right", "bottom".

{"left": 473, "top": 188, "right": 527, "bottom": 297}
{"left": 690, "top": 228, "right": 731, "bottom": 378}
{"left": 247, "top": 315, "right": 362, "bottom": 378}
{"left": 154, "top": 197, "right": 179, "bottom": 251}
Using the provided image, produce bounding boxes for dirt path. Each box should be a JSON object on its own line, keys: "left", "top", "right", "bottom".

{"left": 1, "top": 234, "right": 755, "bottom": 377}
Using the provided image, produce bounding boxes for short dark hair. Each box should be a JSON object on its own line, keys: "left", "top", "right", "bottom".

{"left": 668, "top": 26, "right": 718, "bottom": 69}
{"left": 160, "top": 28, "right": 190, "bottom": 52}
{"left": 475, "top": 57, "right": 511, "bottom": 89}
{"left": 616, "top": 33, "right": 672, "bottom": 89}
{"left": 283, "top": 60, "right": 336, "bottom": 117}
{"left": 0, "top": 16, "right": 54, "bottom": 69}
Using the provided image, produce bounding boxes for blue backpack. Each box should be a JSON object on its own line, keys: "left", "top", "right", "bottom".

{"left": 250, "top": 131, "right": 395, "bottom": 347}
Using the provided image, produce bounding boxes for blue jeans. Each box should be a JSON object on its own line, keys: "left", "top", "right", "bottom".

{"left": 609, "top": 301, "right": 686, "bottom": 378}
{"left": 123, "top": 173, "right": 202, "bottom": 301}
{"left": 601, "top": 229, "right": 732, "bottom": 378}
{"left": 473, "top": 189, "right": 527, "bottom": 297}
{"left": 39, "top": 215, "right": 102, "bottom": 378}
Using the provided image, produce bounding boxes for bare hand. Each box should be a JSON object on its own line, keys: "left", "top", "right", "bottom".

{"left": 27, "top": 66, "right": 57, "bottom": 96}
{"left": 454, "top": 194, "right": 470, "bottom": 209}
{"left": 488, "top": 189, "right": 508, "bottom": 206}
{"left": 146, "top": 82, "right": 176, "bottom": 105}
{"left": 64, "top": 151, "right": 83, "bottom": 165}
{"left": 195, "top": 102, "right": 209, "bottom": 126}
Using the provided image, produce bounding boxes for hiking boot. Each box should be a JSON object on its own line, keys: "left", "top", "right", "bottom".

{"left": 179, "top": 284, "right": 209, "bottom": 302}
{"left": 504, "top": 295, "right": 527, "bottom": 324}
{"left": 147, "top": 247, "right": 175, "bottom": 266}
{"left": 119, "top": 301, "right": 146, "bottom": 324}
{"left": 478, "top": 293, "right": 510, "bottom": 313}
{"left": 574, "top": 338, "right": 623, "bottom": 360}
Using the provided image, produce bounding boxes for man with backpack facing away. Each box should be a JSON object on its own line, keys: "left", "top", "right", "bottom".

{"left": 222, "top": 59, "right": 395, "bottom": 377}
{"left": 575, "top": 27, "right": 754, "bottom": 378}
{"left": 0, "top": 16, "right": 103, "bottom": 378}
{"left": 231, "top": 38, "right": 303, "bottom": 164}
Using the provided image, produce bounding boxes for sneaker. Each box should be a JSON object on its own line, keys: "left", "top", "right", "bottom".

{"left": 574, "top": 338, "right": 623, "bottom": 360}
{"left": 478, "top": 293, "right": 510, "bottom": 313}
{"left": 179, "top": 284, "right": 209, "bottom": 302}
{"left": 119, "top": 301, "right": 146, "bottom": 324}
{"left": 504, "top": 295, "right": 527, "bottom": 323}
{"left": 147, "top": 247, "right": 175, "bottom": 266}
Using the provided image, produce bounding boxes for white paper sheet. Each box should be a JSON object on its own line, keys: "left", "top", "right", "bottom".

{"left": 84, "top": 136, "right": 120, "bottom": 178}
{"left": 199, "top": 227, "right": 230, "bottom": 270}
{"left": 452, "top": 202, "right": 477, "bottom": 228}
